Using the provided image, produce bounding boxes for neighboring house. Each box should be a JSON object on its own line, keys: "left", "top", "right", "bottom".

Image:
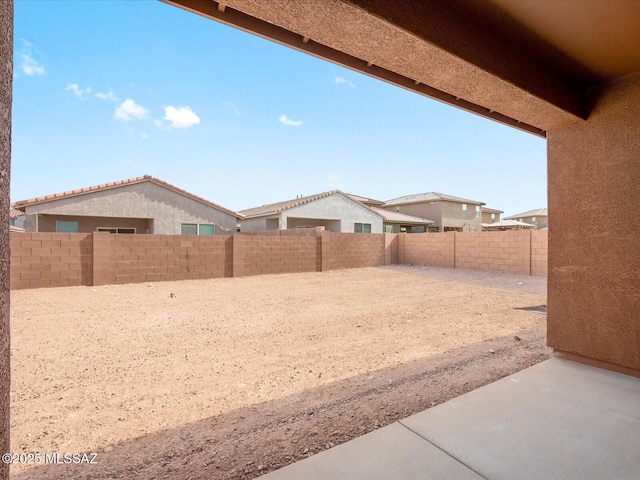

{"left": 382, "top": 192, "right": 485, "bottom": 232}
{"left": 9, "top": 207, "right": 25, "bottom": 229}
{"left": 482, "top": 219, "right": 536, "bottom": 231}
{"left": 504, "top": 208, "right": 548, "bottom": 230}
{"left": 481, "top": 207, "right": 503, "bottom": 224}
{"left": 12, "top": 175, "right": 243, "bottom": 235}
{"left": 239, "top": 191, "right": 383, "bottom": 233}
{"left": 346, "top": 193, "right": 433, "bottom": 233}
{"left": 369, "top": 207, "right": 433, "bottom": 233}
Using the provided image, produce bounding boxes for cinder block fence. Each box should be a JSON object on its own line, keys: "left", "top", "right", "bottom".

{"left": 10, "top": 228, "right": 546, "bottom": 290}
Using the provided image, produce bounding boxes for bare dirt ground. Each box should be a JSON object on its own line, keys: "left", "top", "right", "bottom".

{"left": 9, "top": 266, "right": 550, "bottom": 479}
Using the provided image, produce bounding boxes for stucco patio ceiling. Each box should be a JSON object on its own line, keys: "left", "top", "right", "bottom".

{"left": 162, "top": 0, "right": 640, "bottom": 137}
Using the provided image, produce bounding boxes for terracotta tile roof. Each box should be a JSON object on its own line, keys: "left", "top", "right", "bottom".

{"left": 369, "top": 207, "right": 433, "bottom": 225}
{"left": 384, "top": 192, "right": 485, "bottom": 207}
{"left": 11, "top": 175, "right": 244, "bottom": 219}
{"left": 345, "top": 193, "right": 385, "bottom": 207}
{"left": 504, "top": 208, "right": 548, "bottom": 219}
{"left": 481, "top": 207, "right": 504, "bottom": 214}
{"left": 240, "top": 190, "right": 378, "bottom": 218}
{"left": 9, "top": 207, "right": 24, "bottom": 219}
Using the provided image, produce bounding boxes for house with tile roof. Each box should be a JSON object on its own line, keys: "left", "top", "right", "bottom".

{"left": 382, "top": 192, "right": 485, "bottom": 232}
{"left": 504, "top": 208, "right": 548, "bottom": 230}
{"left": 239, "top": 191, "right": 383, "bottom": 233}
{"left": 11, "top": 175, "right": 243, "bottom": 235}
{"left": 481, "top": 207, "right": 503, "bottom": 224}
{"left": 9, "top": 207, "right": 25, "bottom": 230}
{"left": 343, "top": 194, "right": 434, "bottom": 233}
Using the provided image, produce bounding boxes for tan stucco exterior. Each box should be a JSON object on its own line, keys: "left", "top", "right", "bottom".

{"left": 511, "top": 215, "right": 548, "bottom": 230}
{"left": 382, "top": 200, "right": 483, "bottom": 233}
{"left": 0, "top": 1, "right": 10, "bottom": 475}
{"left": 547, "top": 73, "right": 640, "bottom": 371}
{"left": 481, "top": 209, "right": 502, "bottom": 224}
{"left": 20, "top": 180, "right": 239, "bottom": 235}
{"left": 241, "top": 193, "right": 383, "bottom": 233}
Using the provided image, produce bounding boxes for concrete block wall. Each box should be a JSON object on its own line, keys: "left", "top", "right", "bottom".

{"left": 531, "top": 230, "right": 548, "bottom": 276}
{"left": 10, "top": 233, "right": 93, "bottom": 289}
{"left": 402, "top": 232, "right": 455, "bottom": 268}
{"left": 401, "top": 230, "right": 547, "bottom": 276}
{"left": 10, "top": 229, "right": 548, "bottom": 290}
{"left": 322, "top": 232, "right": 386, "bottom": 270}
{"left": 106, "top": 234, "right": 232, "bottom": 285}
{"left": 235, "top": 234, "right": 319, "bottom": 276}
{"left": 456, "top": 230, "right": 530, "bottom": 274}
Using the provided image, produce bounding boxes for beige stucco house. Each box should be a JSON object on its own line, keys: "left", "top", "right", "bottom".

{"left": 346, "top": 194, "right": 434, "bottom": 233}
{"left": 12, "top": 175, "right": 243, "bottom": 235}
{"left": 481, "top": 207, "right": 503, "bottom": 224}
{"left": 239, "top": 191, "right": 383, "bottom": 233}
{"left": 382, "top": 192, "right": 485, "bottom": 232}
{"left": 504, "top": 208, "right": 548, "bottom": 230}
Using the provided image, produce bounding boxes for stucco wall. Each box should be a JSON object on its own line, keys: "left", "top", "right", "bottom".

{"left": 383, "top": 200, "right": 482, "bottom": 232}
{"left": 239, "top": 216, "right": 270, "bottom": 232}
{"left": 514, "top": 215, "right": 548, "bottom": 230}
{"left": 281, "top": 194, "right": 383, "bottom": 233}
{"left": 547, "top": 73, "right": 640, "bottom": 371}
{"left": 35, "top": 214, "right": 151, "bottom": 234}
{"left": 0, "top": 2, "right": 11, "bottom": 475}
{"left": 22, "top": 181, "right": 237, "bottom": 235}
{"left": 481, "top": 211, "right": 501, "bottom": 223}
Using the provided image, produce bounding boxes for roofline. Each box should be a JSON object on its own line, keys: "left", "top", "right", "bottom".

{"left": 11, "top": 175, "right": 245, "bottom": 219}
{"left": 161, "top": 0, "right": 550, "bottom": 137}
{"left": 240, "top": 190, "right": 384, "bottom": 220}
{"left": 384, "top": 192, "right": 485, "bottom": 207}
{"left": 503, "top": 208, "right": 548, "bottom": 219}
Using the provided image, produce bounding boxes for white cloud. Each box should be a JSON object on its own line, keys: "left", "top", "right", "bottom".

{"left": 95, "top": 90, "right": 120, "bottom": 102}
{"left": 334, "top": 76, "right": 355, "bottom": 88}
{"left": 115, "top": 99, "right": 148, "bottom": 122}
{"left": 66, "top": 83, "right": 92, "bottom": 100}
{"left": 158, "top": 106, "right": 201, "bottom": 129}
{"left": 21, "top": 54, "right": 45, "bottom": 76}
{"left": 224, "top": 101, "right": 241, "bottom": 115}
{"left": 279, "top": 114, "right": 303, "bottom": 127}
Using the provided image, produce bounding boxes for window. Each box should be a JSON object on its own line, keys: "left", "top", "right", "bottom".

{"left": 491, "top": 213, "right": 496, "bottom": 222}
{"left": 383, "top": 225, "right": 393, "bottom": 233}
{"left": 462, "top": 204, "right": 467, "bottom": 217}
{"left": 56, "top": 221, "right": 78, "bottom": 233}
{"left": 531, "top": 216, "right": 537, "bottom": 224}
{"left": 428, "top": 226, "right": 440, "bottom": 233}
{"left": 411, "top": 226, "right": 424, "bottom": 233}
{"left": 181, "top": 223, "right": 215, "bottom": 235}
{"left": 475, "top": 205, "right": 480, "bottom": 218}
{"left": 97, "top": 227, "right": 136, "bottom": 234}
{"left": 354, "top": 223, "right": 371, "bottom": 233}
{"left": 181, "top": 224, "right": 197, "bottom": 235}
{"left": 198, "top": 224, "right": 215, "bottom": 235}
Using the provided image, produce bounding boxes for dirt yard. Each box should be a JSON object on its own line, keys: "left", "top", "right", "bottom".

{"left": 9, "top": 266, "right": 550, "bottom": 479}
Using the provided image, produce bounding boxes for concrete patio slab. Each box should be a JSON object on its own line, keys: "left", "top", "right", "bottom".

{"left": 260, "top": 357, "right": 640, "bottom": 479}
{"left": 401, "top": 357, "right": 640, "bottom": 480}
{"left": 260, "top": 422, "right": 483, "bottom": 480}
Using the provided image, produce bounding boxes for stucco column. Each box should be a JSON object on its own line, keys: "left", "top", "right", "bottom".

{"left": 547, "top": 73, "right": 640, "bottom": 373}
{"left": 0, "top": 1, "right": 12, "bottom": 478}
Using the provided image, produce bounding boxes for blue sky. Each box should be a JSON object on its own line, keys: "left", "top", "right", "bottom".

{"left": 12, "top": 0, "right": 546, "bottom": 215}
